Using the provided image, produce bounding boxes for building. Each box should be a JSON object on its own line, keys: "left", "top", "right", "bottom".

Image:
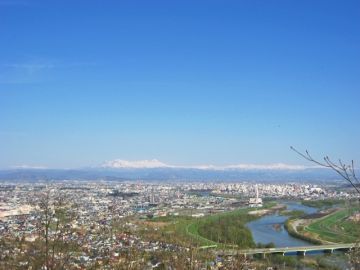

{"left": 249, "top": 184, "right": 263, "bottom": 207}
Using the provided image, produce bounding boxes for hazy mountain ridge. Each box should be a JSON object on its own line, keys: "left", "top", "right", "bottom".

{"left": 0, "top": 166, "right": 343, "bottom": 183}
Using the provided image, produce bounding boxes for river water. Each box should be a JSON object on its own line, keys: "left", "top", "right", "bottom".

{"left": 246, "top": 201, "right": 318, "bottom": 247}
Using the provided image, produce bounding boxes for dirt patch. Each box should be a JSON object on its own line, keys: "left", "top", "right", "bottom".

{"left": 248, "top": 209, "right": 269, "bottom": 215}
{"left": 348, "top": 213, "right": 360, "bottom": 222}
{"left": 142, "top": 221, "right": 168, "bottom": 228}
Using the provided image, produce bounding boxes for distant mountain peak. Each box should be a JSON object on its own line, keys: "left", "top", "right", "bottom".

{"left": 100, "top": 159, "right": 311, "bottom": 171}
{"left": 224, "top": 163, "right": 309, "bottom": 170}
{"left": 101, "top": 159, "right": 169, "bottom": 169}
{"left": 12, "top": 164, "right": 48, "bottom": 170}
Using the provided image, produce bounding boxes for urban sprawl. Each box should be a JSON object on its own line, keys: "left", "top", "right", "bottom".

{"left": 0, "top": 181, "right": 356, "bottom": 269}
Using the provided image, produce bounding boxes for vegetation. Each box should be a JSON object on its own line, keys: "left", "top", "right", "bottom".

{"left": 142, "top": 215, "right": 217, "bottom": 247}
{"left": 291, "top": 147, "right": 360, "bottom": 195}
{"left": 146, "top": 203, "right": 277, "bottom": 249}
{"left": 280, "top": 209, "right": 306, "bottom": 218}
{"left": 291, "top": 147, "right": 360, "bottom": 268}
{"left": 305, "top": 208, "right": 360, "bottom": 243}
{"left": 196, "top": 208, "right": 257, "bottom": 248}
{"left": 264, "top": 254, "right": 297, "bottom": 268}
{"left": 301, "top": 199, "right": 345, "bottom": 209}
{"left": 285, "top": 204, "right": 360, "bottom": 245}
{"left": 347, "top": 242, "right": 360, "bottom": 269}
{"left": 284, "top": 219, "right": 323, "bottom": 245}
{"left": 0, "top": 191, "right": 82, "bottom": 270}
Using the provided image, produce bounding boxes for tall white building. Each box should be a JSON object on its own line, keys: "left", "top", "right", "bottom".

{"left": 249, "top": 184, "right": 263, "bottom": 207}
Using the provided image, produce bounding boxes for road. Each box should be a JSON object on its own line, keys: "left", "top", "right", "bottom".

{"left": 215, "top": 243, "right": 356, "bottom": 256}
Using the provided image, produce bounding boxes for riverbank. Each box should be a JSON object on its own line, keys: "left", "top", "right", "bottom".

{"left": 194, "top": 202, "right": 282, "bottom": 248}
{"left": 284, "top": 218, "right": 324, "bottom": 245}
{"left": 246, "top": 202, "right": 318, "bottom": 247}
{"left": 144, "top": 202, "right": 279, "bottom": 249}
{"left": 248, "top": 203, "right": 286, "bottom": 216}
{"left": 284, "top": 205, "right": 360, "bottom": 245}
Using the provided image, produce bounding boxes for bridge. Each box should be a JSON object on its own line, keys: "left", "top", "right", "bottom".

{"left": 214, "top": 243, "right": 356, "bottom": 257}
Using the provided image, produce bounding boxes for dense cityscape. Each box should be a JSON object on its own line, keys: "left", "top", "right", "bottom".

{"left": 1, "top": 180, "right": 359, "bottom": 269}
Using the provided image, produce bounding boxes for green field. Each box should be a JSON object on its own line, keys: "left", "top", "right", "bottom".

{"left": 195, "top": 207, "right": 257, "bottom": 248}
{"left": 304, "top": 207, "right": 360, "bottom": 243}
{"left": 144, "top": 215, "right": 221, "bottom": 247}
{"left": 301, "top": 199, "right": 345, "bottom": 209}
{"left": 146, "top": 202, "right": 276, "bottom": 249}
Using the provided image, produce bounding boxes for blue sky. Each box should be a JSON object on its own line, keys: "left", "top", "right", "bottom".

{"left": 1, "top": 0, "right": 360, "bottom": 169}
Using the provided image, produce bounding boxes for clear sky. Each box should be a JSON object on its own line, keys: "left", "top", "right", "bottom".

{"left": 1, "top": 0, "right": 360, "bottom": 169}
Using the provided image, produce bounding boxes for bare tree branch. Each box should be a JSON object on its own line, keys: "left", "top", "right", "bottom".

{"left": 290, "top": 146, "right": 360, "bottom": 195}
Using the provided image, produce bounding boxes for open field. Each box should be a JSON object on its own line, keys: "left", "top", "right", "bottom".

{"left": 139, "top": 215, "right": 220, "bottom": 247}
{"left": 182, "top": 202, "right": 278, "bottom": 248}
{"left": 301, "top": 199, "right": 345, "bottom": 209}
{"left": 142, "top": 202, "right": 277, "bottom": 249}
{"left": 287, "top": 205, "right": 360, "bottom": 244}
{"left": 195, "top": 207, "right": 256, "bottom": 248}
{"left": 304, "top": 208, "right": 360, "bottom": 243}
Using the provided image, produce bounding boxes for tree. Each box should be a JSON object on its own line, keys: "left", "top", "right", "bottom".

{"left": 290, "top": 146, "right": 360, "bottom": 194}
{"left": 227, "top": 253, "right": 250, "bottom": 270}
{"left": 291, "top": 146, "right": 360, "bottom": 269}
{"left": 29, "top": 189, "right": 79, "bottom": 270}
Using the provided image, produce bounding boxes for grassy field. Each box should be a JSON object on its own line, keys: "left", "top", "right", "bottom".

{"left": 304, "top": 207, "right": 360, "bottom": 243}
{"left": 141, "top": 215, "right": 221, "bottom": 247}
{"left": 144, "top": 202, "right": 276, "bottom": 249}
{"left": 301, "top": 199, "right": 345, "bottom": 209}
{"left": 195, "top": 207, "right": 257, "bottom": 248}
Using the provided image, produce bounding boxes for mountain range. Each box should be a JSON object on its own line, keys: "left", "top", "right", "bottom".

{"left": 0, "top": 159, "right": 347, "bottom": 183}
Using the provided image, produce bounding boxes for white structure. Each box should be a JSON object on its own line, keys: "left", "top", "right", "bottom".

{"left": 249, "top": 184, "right": 263, "bottom": 207}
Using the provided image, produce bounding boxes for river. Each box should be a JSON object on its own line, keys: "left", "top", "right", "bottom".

{"left": 246, "top": 201, "right": 318, "bottom": 247}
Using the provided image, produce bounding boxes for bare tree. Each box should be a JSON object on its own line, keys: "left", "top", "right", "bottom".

{"left": 24, "top": 189, "right": 80, "bottom": 270}
{"left": 346, "top": 243, "right": 360, "bottom": 270}
{"left": 290, "top": 146, "right": 360, "bottom": 194}
{"left": 291, "top": 146, "right": 360, "bottom": 269}
{"left": 227, "top": 253, "right": 250, "bottom": 270}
